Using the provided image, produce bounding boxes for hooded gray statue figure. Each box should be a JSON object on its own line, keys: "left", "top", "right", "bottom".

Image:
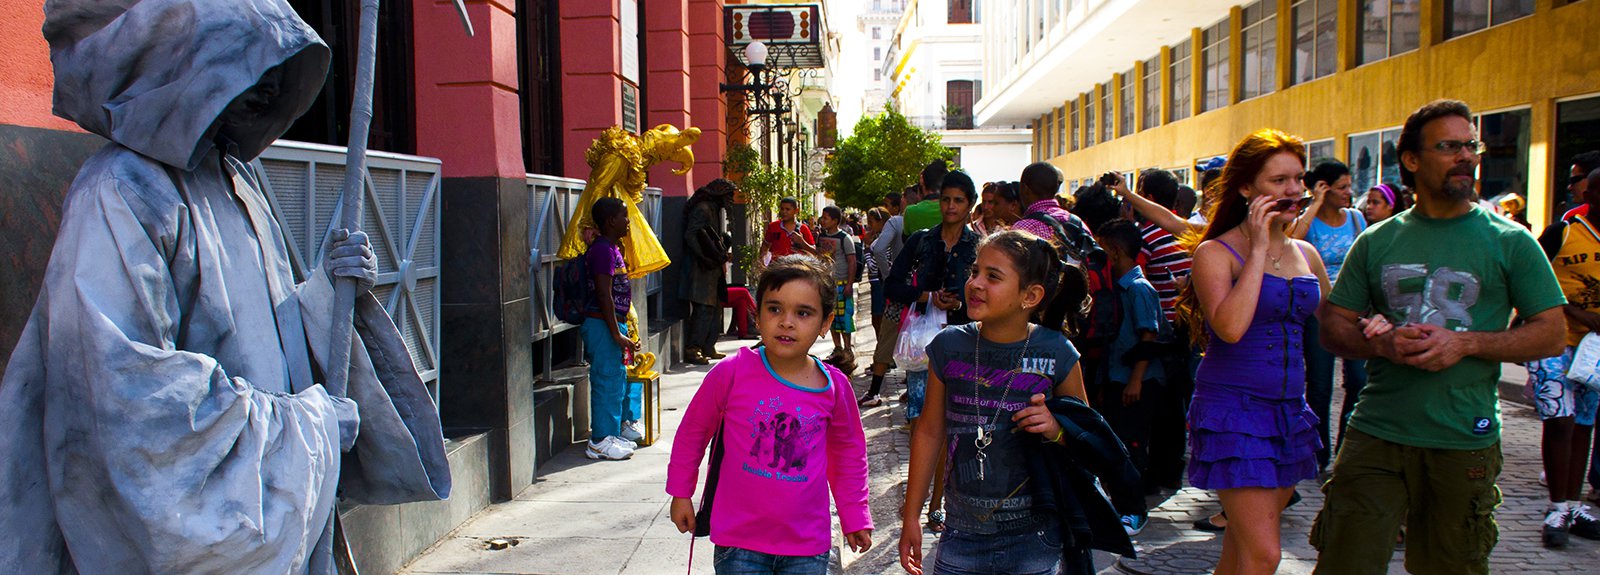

{"left": 0, "top": 1, "right": 451, "bottom": 573}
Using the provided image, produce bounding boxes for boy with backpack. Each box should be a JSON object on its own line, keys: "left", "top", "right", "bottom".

{"left": 580, "top": 198, "right": 644, "bottom": 460}
{"left": 816, "top": 206, "right": 859, "bottom": 371}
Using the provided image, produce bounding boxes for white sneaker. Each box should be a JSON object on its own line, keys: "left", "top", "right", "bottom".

{"left": 585, "top": 436, "right": 634, "bottom": 460}
{"left": 619, "top": 420, "right": 644, "bottom": 443}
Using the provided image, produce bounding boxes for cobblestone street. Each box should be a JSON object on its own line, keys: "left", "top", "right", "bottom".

{"left": 405, "top": 298, "right": 1600, "bottom": 574}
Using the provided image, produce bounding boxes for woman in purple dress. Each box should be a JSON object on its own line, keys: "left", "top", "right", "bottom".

{"left": 1177, "top": 130, "right": 1333, "bottom": 575}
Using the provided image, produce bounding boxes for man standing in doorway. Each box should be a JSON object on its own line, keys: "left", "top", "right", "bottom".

{"left": 1311, "top": 100, "right": 1567, "bottom": 574}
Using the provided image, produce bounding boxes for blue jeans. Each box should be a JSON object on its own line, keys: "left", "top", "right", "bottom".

{"left": 932, "top": 524, "right": 1087, "bottom": 575}
{"left": 581, "top": 317, "right": 641, "bottom": 440}
{"left": 712, "top": 546, "right": 828, "bottom": 575}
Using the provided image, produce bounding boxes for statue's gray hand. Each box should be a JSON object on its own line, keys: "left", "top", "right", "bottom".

{"left": 325, "top": 229, "right": 377, "bottom": 295}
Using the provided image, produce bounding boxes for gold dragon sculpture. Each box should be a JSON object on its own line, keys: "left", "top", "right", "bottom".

{"left": 557, "top": 124, "right": 698, "bottom": 380}
{"left": 556, "top": 124, "right": 700, "bottom": 277}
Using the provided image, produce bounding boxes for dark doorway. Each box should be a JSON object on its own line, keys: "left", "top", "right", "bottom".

{"left": 518, "top": 0, "right": 564, "bottom": 176}
{"left": 282, "top": 0, "right": 416, "bottom": 155}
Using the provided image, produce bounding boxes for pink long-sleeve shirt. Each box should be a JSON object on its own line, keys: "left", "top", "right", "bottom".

{"left": 666, "top": 347, "right": 873, "bottom": 556}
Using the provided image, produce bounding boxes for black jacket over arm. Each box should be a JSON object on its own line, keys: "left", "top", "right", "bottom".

{"left": 1024, "top": 396, "right": 1144, "bottom": 562}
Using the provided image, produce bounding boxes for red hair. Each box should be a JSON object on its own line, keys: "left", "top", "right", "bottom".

{"left": 1178, "top": 129, "right": 1307, "bottom": 345}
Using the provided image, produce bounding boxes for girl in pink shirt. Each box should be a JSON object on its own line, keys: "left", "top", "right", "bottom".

{"left": 668, "top": 256, "right": 873, "bottom": 574}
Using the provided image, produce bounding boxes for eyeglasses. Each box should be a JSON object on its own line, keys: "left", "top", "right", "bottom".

{"left": 1431, "top": 139, "right": 1484, "bottom": 156}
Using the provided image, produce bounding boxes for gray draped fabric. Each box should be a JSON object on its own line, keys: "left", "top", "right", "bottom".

{"left": 0, "top": 1, "right": 451, "bottom": 573}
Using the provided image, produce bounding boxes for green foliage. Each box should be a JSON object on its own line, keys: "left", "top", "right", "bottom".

{"left": 823, "top": 106, "right": 953, "bottom": 211}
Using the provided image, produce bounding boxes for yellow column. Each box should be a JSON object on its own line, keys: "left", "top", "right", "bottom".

{"left": 1337, "top": 0, "right": 1358, "bottom": 72}
{"left": 1529, "top": 98, "right": 1556, "bottom": 231}
{"left": 1134, "top": 60, "right": 1147, "bottom": 134}
{"left": 1420, "top": 0, "right": 1443, "bottom": 48}
{"left": 1191, "top": 28, "right": 1204, "bottom": 118}
{"left": 1066, "top": 98, "right": 1077, "bottom": 152}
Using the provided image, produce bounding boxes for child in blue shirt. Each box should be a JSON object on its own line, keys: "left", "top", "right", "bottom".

{"left": 1096, "top": 218, "right": 1167, "bottom": 532}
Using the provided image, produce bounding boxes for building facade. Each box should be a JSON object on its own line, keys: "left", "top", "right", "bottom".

{"left": 0, "top": 0, "right": 810, "bottom": 569}
{"left": 980, "top": 0, "right": 1600, "bottom": 229}
{"left": 889, "top": 0, "right": 1033, "bottom": 186}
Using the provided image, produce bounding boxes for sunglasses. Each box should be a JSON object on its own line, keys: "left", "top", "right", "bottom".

{"left": 1271, "top": 195, "right": 1313, "bottom": 212}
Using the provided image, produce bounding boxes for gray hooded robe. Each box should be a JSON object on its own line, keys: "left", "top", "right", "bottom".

{"left": 0, "top": 1, "right": 451, "bottom": 572}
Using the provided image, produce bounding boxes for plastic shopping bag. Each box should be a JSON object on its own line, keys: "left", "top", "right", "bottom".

{"left": 1567, "top": 333, "right": 1600, "bottom": 392}
{"left": 893, "top": 304, "right": 946, "bottom": 372}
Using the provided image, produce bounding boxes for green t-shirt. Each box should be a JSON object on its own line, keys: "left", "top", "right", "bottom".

{"left": 903, "top": 199, "right": 941, "bottom": 236}
{"left": 1328, "top": 205, "right": 1565, "bottom": 449}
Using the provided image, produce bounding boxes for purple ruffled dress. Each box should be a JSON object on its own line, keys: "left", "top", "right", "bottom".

{"left": 1188, "top": 263, "right": 1323, "bottom": 490}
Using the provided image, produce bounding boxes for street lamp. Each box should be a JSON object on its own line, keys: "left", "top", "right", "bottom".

{"left": 721, "top": 41, "right": 796, "bottom": 167}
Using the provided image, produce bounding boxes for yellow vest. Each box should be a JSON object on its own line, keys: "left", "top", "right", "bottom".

{"left": 1554, "top": 215, "right": 1600, "bottom": 346}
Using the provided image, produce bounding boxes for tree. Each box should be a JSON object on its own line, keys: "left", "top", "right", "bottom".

{"left": 823, "top": 106, "right": 953, "bottom": 211}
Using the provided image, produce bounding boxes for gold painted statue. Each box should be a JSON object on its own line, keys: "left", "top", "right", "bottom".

{"left": 557, "top": 124, "right": 701, "bottom": 278}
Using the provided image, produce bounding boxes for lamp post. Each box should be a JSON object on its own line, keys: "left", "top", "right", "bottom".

{"left": 721, "top": 41, "right": 795, "bottom": 167}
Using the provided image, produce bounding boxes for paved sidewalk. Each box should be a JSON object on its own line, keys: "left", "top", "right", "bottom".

{"left": 403, "top": 299, "right": 1600, "bottom": 574}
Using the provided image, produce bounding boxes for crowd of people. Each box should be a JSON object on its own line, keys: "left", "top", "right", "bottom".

{"left": 646, "top": 99, "right": 1598, "bottom": 575}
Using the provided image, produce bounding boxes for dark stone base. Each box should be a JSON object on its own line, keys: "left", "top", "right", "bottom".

{"left": 0, "top": 124, "right": 108, "bottom": 372}
{"left": 340, "top": 431, "right": 492, "bottom": 575}
{"left": 533, "top": 384, "right": 573, "bottom": 469}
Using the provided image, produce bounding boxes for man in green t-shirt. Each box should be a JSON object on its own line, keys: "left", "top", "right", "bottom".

{"left": 902, "top": 160, "right": 948, "bottom": 236}
{"left": 1311, "top": 100, "right": 1567, "bottom": 574}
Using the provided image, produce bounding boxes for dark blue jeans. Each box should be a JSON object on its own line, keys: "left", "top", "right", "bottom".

{"left": 712, "top": 546, "right": 828, "bottom": 575}
{"left": 932, "top": 523, "right": 1092, "bottom": 575}
{"left": 1304, "top": 316, "right": 1368, "bottom": 469}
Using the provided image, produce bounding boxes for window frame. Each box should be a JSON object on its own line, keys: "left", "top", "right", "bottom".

{"left": 1120, "top": 68, "right": 1136, "bottom": 137}
{"left": 1444, "top": 0, "right": 1536, "bottom": 40}
{"left": 1170, "top": 39, "right": 1193, "bottom": 122}
{"left": 1201, "top": 19, "right": 1230, "bottom": 113}
{"left": 1240, "top": 0, "right": 1278, "bottom": 101}
{"left": 1142, "top": 55, "right": 1162, "bottom": 130}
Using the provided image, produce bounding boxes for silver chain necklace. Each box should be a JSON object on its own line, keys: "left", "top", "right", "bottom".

{"left": 972, "top": 322, "right": 1032, "bottom": 481}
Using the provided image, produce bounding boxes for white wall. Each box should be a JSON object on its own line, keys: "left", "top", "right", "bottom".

{"left": 949, "top": 140, "right": 1033, "bottom": 187}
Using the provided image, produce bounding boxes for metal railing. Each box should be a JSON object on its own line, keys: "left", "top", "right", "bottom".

{"left": 253, "top": 140, "right": 443, "bottom": 407}
{"left": 527, "top": 175, "right": 668, "bottom": 378}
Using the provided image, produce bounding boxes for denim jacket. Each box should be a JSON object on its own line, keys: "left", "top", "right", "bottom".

{"left": 885, "top": 227, "right": 981, "bottom": 325}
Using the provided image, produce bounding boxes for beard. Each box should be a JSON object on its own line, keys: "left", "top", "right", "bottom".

{"left": 1441, "top": 177, "right": 1476, "bottom": 201}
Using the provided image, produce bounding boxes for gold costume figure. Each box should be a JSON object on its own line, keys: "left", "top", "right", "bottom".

{"left": 556, "top": 124, "right": 700, "bottom": 278}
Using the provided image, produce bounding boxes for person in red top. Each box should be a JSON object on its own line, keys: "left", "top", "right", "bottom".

{"left": 761, "top": 197, "right": 816, "bottom": 261}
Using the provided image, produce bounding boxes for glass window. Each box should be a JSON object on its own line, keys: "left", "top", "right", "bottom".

{"left": 1100, "top": 83, "right": 1113, "bottom": 143}
{"left": 1306, "top": 139, "right": 1336, "bottom": 163}
{"left": 1476, "top": 108, "right": 1531, "bottom": 224}
{"left": 1241, "top": 1, "right": 1278, "bottom": 100}
{"left": 1120, "top": 68, "right": 1136, "bottom": 137}
{"left": 1202, "top": 19, "right": 1230, "bottom": 112}
{"left": 1070, "top": 99, "right": 1080, "bottom": 151}
{"left": 1171, "top": 167, "right": 1192, "bottom": 186}
{"left": 874, "top": 69, "right": 881, "bottom": 81}
{"left": 873, "top": 27, "right": 882, "bottom": 40}
{"left": 1359, "top": 0, "right": 1421, "bottom": 65}
{"left": 1170, "top": 39, "right": 1193, "bottom": 122}
{"left": 1348, "top": 128, "right": 1404, "bottom": 194}
{"left": 1057, "top": 106, "right": 1068, "bottom": 156}
{"left": 1555, "top": 97, "right": 1600, "bottom": 219}
{"left": 1085, "top": 91, "right": 1098, "bottom": 147}
{"left": 1445, "top": 1, "right": 1534, "bottom": 39}
{"left": 1291, "top": 0, "right": 1337, "bottom": 85}
{"left": 1142, "top": 56, "right": 1161, "bottom": 130}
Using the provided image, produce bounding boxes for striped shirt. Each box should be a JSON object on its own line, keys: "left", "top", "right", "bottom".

{"left": 1138, "top": 222, "right": 1192, "bottom": 323}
